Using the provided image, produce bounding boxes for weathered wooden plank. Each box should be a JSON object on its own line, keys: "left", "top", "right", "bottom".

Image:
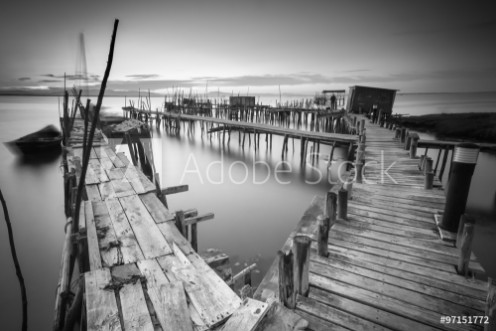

{"left": 218, "top": 298, "right": 269, "bottom": 331}
{"left": 325, "top": 244, "right": 487, "bottom": 294}
{"left": 297, "top": 295, "right": 393, "bottom": 331}
{"left": 105, "top": 147, "right": 126, "bottom": 168}
{"left": 93, "top": 201, "right": 122, "bottom": 268}
{"left": 157, "top": 247, "right": 240, "bottom": 328}
{"left": 78, "top": 199, "right": 86, "bottom": 234}
{"left": 110, "top": 178, "right": 135, "bottom": 198}
{"left": 105, "top": 198, "right": 144, "bottom": 264}
{"left": 119, "top": 280, "right": 154, "bottom": 331}
{"left": 309, "top": 273, "right": 480, "bottom": 331}
{"left": 98, "top": 181, "right": 117, "bottom": 200}
{"left": 140, "top": 192, "right": 174, "bottom": 223}
{"left": 86, "top": 184, "right": 102, "bottom": 202}
{"left": 85, "top": 268, "right": 122, "bottom": 331}
{"left": 89, "top": 158, "right": 110, "bottom": 182}
{"left": 156, "top": 221, "right": 194, "bottom": 255}
{"left": 85, "top": 201, "right": 103, "bottom": 271}
{"left": 84, "top": 166, "right": 100, "bottom": 185}
{"left": 106, "top": 168, "right": 125, "bottom": 181}
{"left": 162, "top": 184, "right": 189, "bottom": 195}
{"left": 185, "top": 249, "right": 242, "bottom": 310}
{"left": 99, "top": 157, "right": 115, "bottom": 170}
{"left": 120, "top": 194, "right": 172, "bottom": 258}
{"left": 311, "top": 252, "right": 485, "bottom": 312}
{"left": 116, "top": 152, "right": 131, "bottom": 166}
{"left": 93, "top": 146, "right": 108, "bottom": 159}
{"left": 137, "top": 260, "right": 194, "bottom": 331}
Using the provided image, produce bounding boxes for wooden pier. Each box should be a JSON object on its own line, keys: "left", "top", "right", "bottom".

{"left": 57, "top": 118, "right": 311, "bottom": 331}
{"left": 255, "top": 116, "right": 493, "bottom": 331}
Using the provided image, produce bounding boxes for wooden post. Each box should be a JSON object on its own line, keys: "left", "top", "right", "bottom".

{"left": 293, "top": 234, "right": 311, "bottom": 297}
{"left": 424, "top": 171, "right": 434, "bottom": 190}
{"left": 456, "top": 214, "right": 474, "bottom": 248}
{"left": 424, "top": 157, "right": 433, "bottom": 175}
{"left": 343, "top": 181, "right": 353, "bottom": 200}
{"left": 53, "top": 218, "right": 73, "bottom": 331}
{"left": 278, "top": 250, "right": 295, "bottom": 309}
{"left": 419, "top": 155, "right": 425, "bottom": 171}
{"left": 404, "top": 133, "right": 412, "bottom": 150}
{"left": 191, "top": 223, "right": 198, "bottom": 252}
{"left": 355, "top": 162, "right": 363, "bottom": 183}
{"left": 441, "top": 143, "right": 479, "bottom": 232}
{"left": 360, "top": 119, "right": 365, "bottom": 134}
{"left": 410, "top": 134, "right": 419, "bottom": 158}
{"left": 486, "top": 278, "right": 496, "bottom": 331}
{"left": 400, "top": 127, "right": 406, "bottom": 143}
{"left": 337, "top": 188, "right": 348, "bottom": 220}
{"left": 317, "top": 215, "right": 330, "bottom": 258}
{"left": 457, "top": 222, "right": 474, "bottom": 276}
{"left": 175, "top": 210, "right": 188, "bottom": 240}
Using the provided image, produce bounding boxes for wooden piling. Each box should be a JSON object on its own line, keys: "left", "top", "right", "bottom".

{"left": 457, "top": 221, "right": 474, "bottom": 276}
{"left": 278, "top": 250, "right": 295, "bottom": 309}
{"left": 424, "top": 171, "right": 434, "bottom": 190}
{"left": 175, "top": 210, "right": 187, "bottom": 240}
{"left": 409, "top": 133, "right": 419, "bottom": 158}
{"left": 337, "top": 188, "right": 348, "bottom": 220}
{"left": 405, "top": 133, "right": 412, "bottom": 150}
{"left": 400, "top": 127, "right": 406, "bottom": 143}
{"left": 355, "top": 162, "right": 364, "bottom": 184}
{"left": 317, "top": 215, "right": 330, "bottom": 258}
{"left": 424, "top": 157, "right": 433, "bottom": 175}
{"left": 293, "top": 234, "right": 311, "bottom": 297}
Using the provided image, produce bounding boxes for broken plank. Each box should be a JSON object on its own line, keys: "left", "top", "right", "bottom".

{"left": 219, "top": 298, "right": 270, "bottom": 331}
{"left": 85, "top": 268, "right": 122, "bottom": 331}
{"left": 137, "top": 260, "right": 194, "bottom": 331}
{"left": 119, "top": 280, "right": 154, "bottom": 331}
{"left": 92, "top": 201, "right": 122, "bottom": 268}
{"left": 105, "top": 198, "right": 144, "bottom": 264}
{"left": 162, "top": 185, "right": 189, "bottom": 195}
{"left": 120, "top": 194, "right": 172, "bottom": 258}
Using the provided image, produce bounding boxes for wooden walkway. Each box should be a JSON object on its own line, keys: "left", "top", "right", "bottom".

{"left": 156, "top": 112, "right": 356, "bottom": 146}
{"left": 66, "top": 119, "right": 287, "bottom": 331}
{"left": 255, "top": 117, "right": 488, "bottom": 331}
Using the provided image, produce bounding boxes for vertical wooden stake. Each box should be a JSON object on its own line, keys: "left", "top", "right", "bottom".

{"left": 278, "top": 250, "right": 295, "bottom": 309}
{"left": 317, "top": 215, "right": 330, "bottom": 257}
{"left": 338, "top": 188, "right": 348, "bottom": 220}
{"left": 457, "top": 222, "right": 475, "bottom": 276}
{"left": 293, "top": 235, "right": 311, "bottom": 297}
{"left": 191, "top": 223, "right": 198, "bottom": 252}
{"left": 355, "top": 163, "right": 364, "bottom": 184}
{"left": 175, "top": 210, "right": 188, "bottom": 240}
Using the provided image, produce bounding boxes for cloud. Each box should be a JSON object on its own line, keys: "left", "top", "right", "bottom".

{"left": 126, "top": 74, "right": 160, "bottom": 80}
{"left": 18, "top": 77, "right": 31, "bottom": 81}
{"left": 40, "top": 73, "right": 100, "bottom": 82}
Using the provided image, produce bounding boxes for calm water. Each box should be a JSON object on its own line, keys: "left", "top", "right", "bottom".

{"left": 0, "top": 93, "right": 495, "bottom": 330}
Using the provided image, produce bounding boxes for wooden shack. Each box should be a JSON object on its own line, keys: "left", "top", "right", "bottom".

{"left": 347, "top": 85, "right": 397, "bottom": 114}
{"left": 229, "top": 96, "right": 255, "bottom": 107}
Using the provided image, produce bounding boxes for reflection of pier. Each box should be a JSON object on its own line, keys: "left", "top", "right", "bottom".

{"left": 255, "top": 116, "right": 493, "bottom": 330}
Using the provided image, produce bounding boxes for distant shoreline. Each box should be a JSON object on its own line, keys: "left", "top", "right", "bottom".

{"left": 397, "top": 112, "right": 496, "bottom": 144}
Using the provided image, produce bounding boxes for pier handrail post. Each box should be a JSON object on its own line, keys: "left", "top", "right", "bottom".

{"left": 456, "top": 214, "right": 474, "bottom": 248}
{"left": 337, "top": 188, "right": 348, "bottom": 220}
{"left": 424, "top": 157, "right": 433, "bottom": 175}
{"left": 424, "top": 171, "right": 434, "bottom": 190}
{"left": 278, "top": 250, "right": 295, "bottom": 309}
{"left": 317, "top": 215, "right": 330, "bottom": 258}
{"left": 404, "top": 132, "right": 412, "bottom": 150}
{"left": 440, "top": 143, "right": 479, "bottom": 232}
{"left": 293, "top": 234, "right": 311, "bottom": 297}
{"left": 486, "top": 278, "right": 496, "bottom": 331}
{"left": 400, "top": 127, "right": 407, "bottom": 143}
{"left": 343, "top": 180, "right": 353, "bottom": 200}
{"left": 409, "top": 133, "right": 419, "bottom": 158}
{"left": 355, "top": 162, "right": 364, "bottom": 184}
{"left": 456, "top": 221, "right": 475, "bottom": 276}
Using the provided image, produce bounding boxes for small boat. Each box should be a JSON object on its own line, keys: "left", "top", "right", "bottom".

{"left": 5, "top": 125, "right": 62, "bottom": 155}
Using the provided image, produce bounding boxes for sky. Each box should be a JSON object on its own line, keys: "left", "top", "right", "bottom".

{"left": 1, "top": 0, "right": 496, "bottom": 96}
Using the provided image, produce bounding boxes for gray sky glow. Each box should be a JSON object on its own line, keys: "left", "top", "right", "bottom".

{"left": 1, "top": 0, "right": 495, "bottom": 94}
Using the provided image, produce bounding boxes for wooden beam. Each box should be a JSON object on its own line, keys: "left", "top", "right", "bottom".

{"left": 161, "top": 184, "right": 189, "bottom": 195}
{"left": 183, "top": 212, "right": 214, "bottom": 226}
